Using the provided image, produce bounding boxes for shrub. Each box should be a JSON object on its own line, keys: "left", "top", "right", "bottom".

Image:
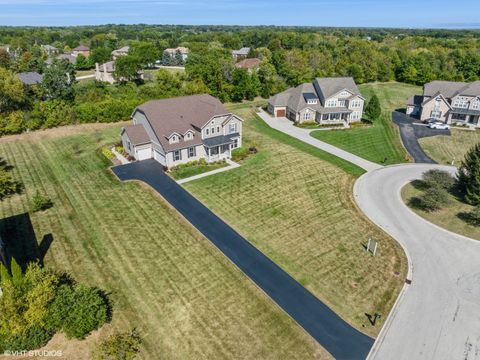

{"left": 31, "top": 192, "right": 53, "bottom": 212}
{"left": 459, "top": 205, "right": 480, "bottom": 226}
{"left": 231, "top": 147, "right": 249, "bottom": 161}
{"left": 93, "top": 329, "right": 142, "bottom": 360}
{"left": 413, "top": 186, "right": 450, "bottom": 212}
{"left": 101, "top": 147, "right": 115, "bottom": 160}
{"left": 458, "top": 143, "right": 480, "bottom": 205}
{"left": 422, "top": 169, "right": 455, "bottom": 190}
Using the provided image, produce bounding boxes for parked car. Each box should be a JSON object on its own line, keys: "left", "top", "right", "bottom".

{"left": 428, "top": 122, "right": 450, "bottom": 130}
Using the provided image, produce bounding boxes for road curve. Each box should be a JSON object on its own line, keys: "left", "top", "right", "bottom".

{"left": 354, "top": 164, "right": 480, "bottom": 360}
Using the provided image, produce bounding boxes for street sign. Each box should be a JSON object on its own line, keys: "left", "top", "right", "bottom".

{"left": 366, "top": 238, "right": 378, "bottom": 256}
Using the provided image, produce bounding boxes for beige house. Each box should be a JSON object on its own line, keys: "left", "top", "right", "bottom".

{"left": 95, "top": 61, "right": 116, "bottom": 84}
{"left": 406, "top": 80, "right": 480, "bottom": 126}
{"left": 163, "top": 47, "right": 189, "bottom": 61}
{"left": 232, "top": 47, "right": 250, "bottom": 61}
{"left": 111, "top": 46, "right": 130, "bottom": 60}
{"left": 71, "top": 45, "right": 90, "bottom": 58}
{"left": 268, "top": 77, "right": 365, "bottom": 125}
{"left": 121, "top": 94, "right": 243, "bottom": 167}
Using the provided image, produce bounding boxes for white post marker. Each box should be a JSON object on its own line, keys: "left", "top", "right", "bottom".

{"left": 367, "top": 238, "right": 378, "bottom": 256}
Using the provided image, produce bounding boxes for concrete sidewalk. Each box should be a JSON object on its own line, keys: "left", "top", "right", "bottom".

{"left": 257, "top": 109, "right": 382, "bottom": 172}
{"left": 177, "top": 159, "right": 240, "bottom": 184}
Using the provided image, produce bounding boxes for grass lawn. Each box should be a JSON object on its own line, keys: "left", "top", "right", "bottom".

{"left": 76, "top": 69, "right": 95, "bottom": 77}
{"left": 402, "top": 182, "right": 480, "bottom": 241}
{"left": 169, "top": 160, "right": 229, "bottom": 180}
{"left": 0, "top": 124, "right": 328, "bottom": 360}
{"left": 419, "top": 129, "right": 480, "bottom": 166}
{"left": 310, "top": 82, "right": 420, "bottom": 165}
{"left": 184, "top": 105, "right": 407, "bottom": 337}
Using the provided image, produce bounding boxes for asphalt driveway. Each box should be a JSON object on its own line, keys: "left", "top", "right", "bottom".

{"left": 392, "top": 112, "right": 450, "bottom": 164}
{"left": 112, "top": 159, "right": 374, "bottom": 360}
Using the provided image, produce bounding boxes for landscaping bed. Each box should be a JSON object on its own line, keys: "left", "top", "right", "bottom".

{"left": 169, "top": 159, "right": 229, "bottom": 180}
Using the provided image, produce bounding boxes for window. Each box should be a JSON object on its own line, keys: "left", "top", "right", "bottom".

{"left": 127, "top": 141, "right": 131, "bottom": 150}
{"left": 472, "top": 101, "right": 480, "bottom": 110}
{"left": 351, "top": 111, "right": 359, "bottom": 120}
{"left": 216, "top": 126, "right": 220, "bottom": 134}
{"left": 326, "top": 99, "right": 338, "bottom": 108}
{"left": 351, "top": 100, "right": 361, "bottom": 108}
{"left": 229, "top": 123, "right": 237, "bottom": 134}
{"left": 173, "top": 150, "right": 181, "bottom": 161}
{"left": 303, "top": 112, "right": 311, "bottom": 120}
{"left": 322, "top": 114, "right": 329, "bottom": 120}
{"left": 206, "top": 128, "right": 209, "bottom": 136}
{"left": 211, "top": 127, "right": 215, "bottom": 134}
{"left": 188, "top": 146, "right": 195, "bottom": 158}
{"left": 307, "top": 99, "right": 317, "bottom": 104}
{"left": 185, "top": 132, "right": 193, "bottom": 140}
{"left": 231, "top": 139, "right": 239, "bottom": 149}
{"left": 431, "top": 110, "right": 442, "bottom": 119}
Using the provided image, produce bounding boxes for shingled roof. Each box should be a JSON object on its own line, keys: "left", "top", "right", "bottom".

{"left": 122, "top": 124, "right": 150, "bottom": 145}
{"left": 17, "top": 72, "right": 43, "bottom": 85}
{"left": 235, "top": 58, "right": 261, "bottom": 69}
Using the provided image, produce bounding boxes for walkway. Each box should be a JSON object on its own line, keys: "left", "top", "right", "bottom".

{"left": 257, "top": 109, "right": 382, "bottom": 172}
{"left": 111, "top": 147, "right": 129, "bottom": 165}
{"left": 176, "top": 159, "right": 240, "bottom": 184}
{"left": 112, "top": 159, "right": 374, "bottom": 360}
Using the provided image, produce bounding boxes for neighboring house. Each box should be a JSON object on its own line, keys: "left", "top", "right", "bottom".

{"left": 55, "top": 53, "right": 77, "bottom": 65}
{"left": 111, "top": 46, "right": 130, "bottom": 60}
{"left": 95, "top": 61, "right": 116, "bottom": 84}
{"left": 0, "top": 44, "right": 10, "bottom": 53}
{"left": 268, "top": 77, "right": 365, "bottom": 125}
{"left": 41, "top": 44, "right": 59, "bottom": 56}
{"left": 232, "top": 47, "right": 250, "bottom": 61}
{"left": 406, "top": 80, "right": 480, "bottom": 126}
{"left": 163, "top": 47, "right": 189, "bottom": 61}
{"left": 72, "top": 45, "right": 90, "bottom": 58}
{"left": 234, "top": 58, "right": 261, "bottom": 72}
{"left": 121, "top": 94, "right": 243, "bottom": 167}
{"left": 17, "top": 71, "right": 43, "bottom": 86}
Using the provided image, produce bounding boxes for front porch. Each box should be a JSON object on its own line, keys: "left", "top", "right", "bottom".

{"left": 203, "top": 133, "right": 240, "bottom": 163}
{"left": 316, "top": 110, "right": 351, "bottom": 125}
{"left": 448, "top": 109, "right": 480, "bottom": 127}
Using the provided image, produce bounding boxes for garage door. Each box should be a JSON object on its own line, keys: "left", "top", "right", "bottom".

{"left": 276, "top": 109, "right": 286, "bottom": 117}
{"left": 153, "top": 150, "right": 166, "bottom": 166}
{"left": 136, "top": 148, "right": 152, "bottom": 161}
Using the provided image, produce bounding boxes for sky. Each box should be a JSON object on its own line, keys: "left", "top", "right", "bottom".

{"left": 0, "top": 0, "right": 479, "bottom": 28}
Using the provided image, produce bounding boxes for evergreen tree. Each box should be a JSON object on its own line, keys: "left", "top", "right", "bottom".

{"left": 458, "top": 143, "right": 480, "bottom": 205}
{"left": 365, "top": 94, "right": 381, "bottom": 120}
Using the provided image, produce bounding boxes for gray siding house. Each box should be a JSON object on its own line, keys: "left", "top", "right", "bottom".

{"left": 406, "top": 80, "right": 480, "bottom": 126}
{"left": 268, "top": 77, "right": 365, "bottom": 125}
{"left": 121, "top": 94, "right": 243, "bottom": 168}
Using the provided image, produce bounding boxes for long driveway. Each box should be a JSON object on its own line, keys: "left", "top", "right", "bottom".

{"left": 259, "top": 111, "right": 480, "bottom": 359}
{"left": 112, "top": 160, "right": 374, "bottom": 360}
{"left": 355, "top": 165, "right": 480, "bottom": 360}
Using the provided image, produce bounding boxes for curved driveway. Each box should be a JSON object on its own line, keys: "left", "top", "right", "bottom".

{"left": 355, "top": 164, "right": 480, "bottom": 360}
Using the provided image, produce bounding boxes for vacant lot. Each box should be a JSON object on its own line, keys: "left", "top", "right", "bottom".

{"left": 0, "top": 125, "right": 327, "bottom": 359}
{"left": 419, "top": 129, "right": 480, "bottom": 166}
{"left": 311, "top": 82, "right": 419, "bottom": 165}
{"left": 402, "top": 182, "right": 480, "bottom": 241}
{"left": 185, "top": 106, "right": 407, "bottom": 337}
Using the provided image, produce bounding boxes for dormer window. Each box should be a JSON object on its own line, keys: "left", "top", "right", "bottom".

{"left": 169, "top": 133, "right": 180, "bottom": 144}
{"left": 304, "top": 93, "right": 318, "bottom": 105}
{"left": 185, "top": 131, "right": 194, "bottom": 140}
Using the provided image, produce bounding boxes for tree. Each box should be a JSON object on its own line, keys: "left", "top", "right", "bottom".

{"left": 75, "top": 54, "right": 90, "bottom": 70}
{"left": 0, "top": 49, "right": 11, "bottom": 69}
{"left": 0, "top": 68, "right": 27, "bottom": 113}
{"left": 114, "top": 55, "right": 142, "bottom": 83}
{"left": 90, "top": 47, "right": 113, "bottom": 65}
{"left": 422, "top": 169, "right": 455, "bottom": 190}
{"left": 130, "top": 41, "right": 159, "bottom": 68}
{"left": 458, "top": 143, "right": 480, "bottom": 205}
{"left": 0, "top": 157, "right": 22, "bottom": 199}
{"left": 415, "top": 185, "right": 450, "bottom": 212}
{"left": 42, "top": 59, "right": 76, "bottom": 101}
{"left": 365, "top": 94, "right": 381, "bottom": 120}
{"left": 93, "top": 329, "right": 142, "bottom": 360}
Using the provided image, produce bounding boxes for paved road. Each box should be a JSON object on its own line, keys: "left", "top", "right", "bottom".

{"left": 258, "top": 109, "right": 382, "bottom": 172}
{"left": 392, "top": 112, "right": 450, "bottom": 164}
{"left": 112, "top": 160, "right": 374, "bottom": 360}
{"left": 354, "top": 164, "right": 480, "bottom": 360}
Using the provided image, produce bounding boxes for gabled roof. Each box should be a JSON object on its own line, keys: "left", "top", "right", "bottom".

{"left": 133, "top": 94, "right": 229, "bottom": 152}
{"left": 97, "top": 61, "right": 115, "bottom": 73}
{"left": 164, "top": 47, "right": 189, "bottom": 55}
{"left": 122, "top": 124, "right": 150, "bottom": 145}
{"left": 232, "top": 47, "right": 250, "bottom": 56}
{"left": 112, "top": 46, "right": 130, "bottom": 55}
{"left": 423, "top": 81, "right": 467, "bottom": 98}
{"left": 57, "top": 53, "right": 77, "bottom": 64}
{"left": 407, "top": 95, "right": 424, "bottom": 106}
{"left": 235, "top": 58, "right": 261, "bottom": 69}
{"left": 73, "top": 45, "right": 89, "bottom": 51}
{"left": 17, "top": 72, "right": 43, "bottom": 85}
{"left": 41, "top": 44, "right": 58, "bottom": 51}
{"left": 421, "top": 92, "right": 452, "bottom": 109}
{"left": 313, "top": 77, "right": 360, "bottom": 101}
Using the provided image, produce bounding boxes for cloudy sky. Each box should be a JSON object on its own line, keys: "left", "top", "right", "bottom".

{"left": 0, "top": 0, "right": 479, "bottom": 28}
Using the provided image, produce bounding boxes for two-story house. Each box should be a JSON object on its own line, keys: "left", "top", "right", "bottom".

{"left": 267, "top": 77, "right": 365, "bottom": 125}
{"left": 406, "top": 80, "right": 480, "bottom": 126}
{"left": 121, "top": 94, "right": 243, "bottom": 167}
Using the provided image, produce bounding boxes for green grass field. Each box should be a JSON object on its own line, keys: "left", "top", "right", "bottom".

{"left": 310, "top": 82, "right": 420, "bottom": 165}
{"left": 0, "top": 124, "right": 327, "bottom": 360}
{"left": 419, "top": 129, "right": 480, "bottom": 166}
{"left": 402, "top": 182, "right": 480, "bottom": 241}
{"left": 185, "top": 105, "right": 407, "bottom": 337}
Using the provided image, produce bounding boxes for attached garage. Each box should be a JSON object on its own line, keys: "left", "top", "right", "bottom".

{"left": 136, "top": 147, "right": 152, "bottom": 161}
{"left": 276, "top": 109, "right": 286, "bottom": 117}
{"left": 153, "top": 150, "right": 166, "bottom": 166}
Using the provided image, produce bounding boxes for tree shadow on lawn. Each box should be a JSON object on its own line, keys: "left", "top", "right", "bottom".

{"left": 0, "top": 213, "right": 53, "bottom": 271}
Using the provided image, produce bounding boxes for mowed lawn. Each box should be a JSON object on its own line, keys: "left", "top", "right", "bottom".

{"left": 311, "top": 82, "right": 420, "bottom": 165}
{"left": 0, "top": 124, "right": 328, "bottom": 360}
{"left": 419, "top": 129, "right": 480, "bottom": 166}
{"left": 185, "top": 106, "right": 407, "bottom": 337}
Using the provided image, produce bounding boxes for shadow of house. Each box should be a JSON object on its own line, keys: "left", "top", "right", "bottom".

{"left": 0, "top": 213, "right": 53, "bottom": 271}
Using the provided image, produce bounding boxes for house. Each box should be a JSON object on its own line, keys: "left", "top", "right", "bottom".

{"left": 95, "top": 61, "right": 116, "bottom": 84}
{"left": 406, "top": 80, "right": 480, "bottom": 126}
{"left": 111, "top": 46, "right": 130, "bottom": 60}
{"left": 234, "top": 58, "right": 261, "bottom": 72}
{"left": 17, "top": 72, "right": 43, "bottom": 86}
{"left": 55, "top": 53, "right": 77, "bottom": 65}
{"left": 232, "top": 47, "right": 250, "bottom": 61}
{"left": 71, "top": 45, "right": 90, "bottom": 58}
{"left": 41, "top": 45, "right": 59, "bottom": 56}
{"left": 268, "top": 77, "right": 365, "bottom": 125}
{"left": 121, "top": 94, "right": 243, "bottom": 167}
{"left": 163, "top": 47, "right": 189, "bottom": 62}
